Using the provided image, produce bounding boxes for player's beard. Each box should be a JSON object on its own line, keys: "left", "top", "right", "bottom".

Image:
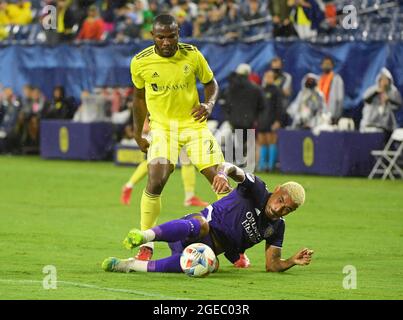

{"left": 159, "top": 44, "right": 177, "bottom": 57}
{"left": 267, "top": 207, "right": 280, "bottom": 220}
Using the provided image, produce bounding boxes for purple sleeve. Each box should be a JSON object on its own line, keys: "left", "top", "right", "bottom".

{"left": 224, "top": 251, "right": 241, "bottom": 264}
{"left": 266, "top": 220, "right": 285, "bottom": 248}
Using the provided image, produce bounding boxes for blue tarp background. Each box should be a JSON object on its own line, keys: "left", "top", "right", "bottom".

{"left": 1, "top": 40, "right": 402, "bottom": 124}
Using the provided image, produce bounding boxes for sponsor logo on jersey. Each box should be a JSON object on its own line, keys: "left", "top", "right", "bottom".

{"left": 264, "top": 226, "right": 274, "bottom": 238}
{"left": 183, "top": 64, "right": 190, "bottom": 75}
{"left": 241, "top": 211, "right": 262, "bottom": 243}
{"left": 150, "top": 82, "right": 190, "bottom": 92}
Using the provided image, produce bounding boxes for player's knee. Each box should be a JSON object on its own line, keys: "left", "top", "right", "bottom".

{"left": 147, "top": 175, "right": 169, "bottom": 194}
{"left": 147, "top": 169, "right": 172, "bottom": 194}
{"left": 200, "top": 219, "right": 209, "bottom": 238}
{"left": 194, "top": 216, "right": 209, "bottom": 238}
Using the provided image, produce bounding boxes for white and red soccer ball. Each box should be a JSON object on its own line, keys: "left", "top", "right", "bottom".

{"left": 180, "top": 243, "right": 218, "bottom": 277}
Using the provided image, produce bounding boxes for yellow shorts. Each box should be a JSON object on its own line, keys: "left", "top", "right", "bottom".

{"left": 147, "top": 124, "right": 224, "bottom": 172}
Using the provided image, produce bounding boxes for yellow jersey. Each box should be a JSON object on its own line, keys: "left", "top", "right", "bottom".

{"left": 130, "top": 43, "right": 214, "bottom": 129}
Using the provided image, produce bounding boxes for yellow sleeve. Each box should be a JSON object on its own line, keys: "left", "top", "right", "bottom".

{"left": 195, "top": 49, "right": 214, "bottom": 84}
{"left": 130, "top": 57, "right": 145, "bottom": 89}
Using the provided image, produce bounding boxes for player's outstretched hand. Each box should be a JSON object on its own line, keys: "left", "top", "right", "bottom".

{"left": 234, "top": 253, "right": 250, "bottom": 268}
{"left": 212, "top": 173, "right": 231, "bottom": 194}
{"left": 191, "top": 103, "right": 212, "bottom": 123}
{"left": 136, "top": 137, "right": 150, "bottom": 153}
{"left": 292, "top": 248, "right": 314, "bottom": 266}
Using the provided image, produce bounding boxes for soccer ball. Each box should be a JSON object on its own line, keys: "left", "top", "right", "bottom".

{"left": 180, "top": 243, "right": 218, "bottom": 277}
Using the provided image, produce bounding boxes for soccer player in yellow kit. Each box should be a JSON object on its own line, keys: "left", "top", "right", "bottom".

{"left": 130, "top": 14, "right": 233, "bottom": 261}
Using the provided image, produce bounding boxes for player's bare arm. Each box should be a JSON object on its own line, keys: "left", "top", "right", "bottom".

{"left": 212, "top": 162, "right": 245, "bottom": 193}
{"left": 265, "top": 244, "right": 314, "bottom": 272}
{"left": 132, "top": 86, "right": 149, "bottom": 153}
{"left": 191, "top": 78, "right": 219, "bottom": 122}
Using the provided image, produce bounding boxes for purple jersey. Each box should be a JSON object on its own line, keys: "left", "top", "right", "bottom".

{"left": 200, "top": 173, "right": 285, "bottom": 262}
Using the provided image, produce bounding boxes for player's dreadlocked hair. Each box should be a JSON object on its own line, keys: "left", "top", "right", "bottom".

{"left": 281, "top": 182, "right": 306, "bottom": 206}
{"left": 153, "top": 14, "right": 177, "bottom": 27}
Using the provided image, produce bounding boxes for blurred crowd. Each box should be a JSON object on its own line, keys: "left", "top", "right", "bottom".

{"left": 212, "top": 57, "right": 402, "bottom": 171}
{"left": 2, "top": 55, "right": 401, "bottom": 173}
{"left": 0, "top": 0, "right": 352, "bottom": 43}
{"left": 0, "top": 83, "right": 136, "bottom": 154}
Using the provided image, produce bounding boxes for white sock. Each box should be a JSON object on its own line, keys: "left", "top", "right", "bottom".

{"left": 185, "top": 191, "right": 194, "bottom": 202}
{"left": 141, "top": 241, "right": 154, "bottom": 250}
{"left": 127, "top": 258, "right": 148, "bottom": 272}
{"left": 142, "top": 230, "right": 156, "bottom": 243}
{"left": 125, "top": 182, "right": 133, "bottom": 188}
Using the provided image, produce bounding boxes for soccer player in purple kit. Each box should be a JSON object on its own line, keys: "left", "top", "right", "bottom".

{"left": 102, "top": 162, "right": 314, "bottom": 273}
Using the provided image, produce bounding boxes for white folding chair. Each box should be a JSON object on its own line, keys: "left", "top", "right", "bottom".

{"left": 368, "top": 128, "right": 403, "bottom": 180}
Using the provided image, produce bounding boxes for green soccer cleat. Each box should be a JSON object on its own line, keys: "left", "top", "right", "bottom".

{"left": 102, "top": 257, "right": 135, "bottom": 273}
{"left": 122, "top": 229, "right": 144, "bottom": 250}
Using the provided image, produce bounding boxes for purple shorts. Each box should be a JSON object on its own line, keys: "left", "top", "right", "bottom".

{"left": 168, "top": 212, "right": 217, "bottom": 255}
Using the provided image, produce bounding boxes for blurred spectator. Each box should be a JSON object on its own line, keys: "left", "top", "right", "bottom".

{"left": 134, "top": 0, "right": 154, "bottom": 39}
{"left": 0, "top": 87, "right": 21, "bottom": 153}
{"left": 257, "top": 70, "right": 286, "bottom": 172}
{"left": 242, "top": 0, "right": 263, "bottom": 20}
{"left": 242, "top": 0, "right": 263, "bottom": 36}
{"left": 360, "top": 68, "right": 402, "bottom": 135}
{"left": 21, "top": 84, "right": 33, "bottom": 109}
{"left": 53, "top": 0, "right": 76, "bottom": 43}
{"left": 288, "top": 0, "right": 324, "bottom": 39}
{"left": 221, "top": 63, "right": 265, "bottom": 159}
{"left": 317, "top": 56, "right": 344, "bottom": 123}
{"left": 192, "top": 11, "right": 209, "bottom": 38}
{"left": 141, "top": 0, "right": 158, "bottom": 38}
{"left": 73, "top": 90, "right": 108, "bottom": 123}
{"left": 169, "top": 0, "right": 180, "bottom": 17}
{"left": 176, "top": 9, "right": 192, "bottom": 37}
{"left": 98, "top": 0, "right": 128, "bottom": 34}
{"left": 323, "top": 1, "right": 337, "bottom": 30}
{"left": 221, "top": 0, "right": 241, "bottom": 40}
{"left": 268, "top": 0, "right": 296, "bottom": 38}
{"left": 114, "top": 12, "right": 141, "bottom": 41}
{"left": 19, "top": 87, "right": 46, "bottom": 152}
{"left": 6, "top": 0, "right": 33, "bottom": 25}
{"left": 77, "top": 4, "right": 105, "bottom": 41}
{"left": 178, "top": 0, "right": 199, "bottom": 20}
{"left": 263, "top": 57, "right": 292, "bottom": 114}
{"left": 20, "top": 86, "right": 46, "bottom": 120}
{"left": 205, "top": 6, "right": 225, "bottom": 36}
{"left": 287, "top": 73, "right": 326, "bottom": 129}
{"left": 43, "top": 86, "right": 76, "bottom": 119}
{"left": 0, "top": 1, "right": 10, "bottom": 40}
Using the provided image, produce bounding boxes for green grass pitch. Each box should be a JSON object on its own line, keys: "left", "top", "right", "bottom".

{"left": 0, "top": 156, "right": 402, "bottom": 300}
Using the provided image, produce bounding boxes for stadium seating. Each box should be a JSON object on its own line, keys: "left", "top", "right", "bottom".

{"left": 1, "top": 0, "right": 402, "bottom": 43}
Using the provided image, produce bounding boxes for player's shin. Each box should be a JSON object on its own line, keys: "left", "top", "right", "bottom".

{"left": 147, "top": 254, "right": 182, "bottom": 273}
{"left": 140, "top": 190, "right": 161, "bottom": 230}
{"left": 181, "top": 164, "right": 195, "bottom": 201}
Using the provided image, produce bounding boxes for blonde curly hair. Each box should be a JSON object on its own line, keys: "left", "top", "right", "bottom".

{"left": 280, "top": 182, "right": 305, "bottom": 206}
